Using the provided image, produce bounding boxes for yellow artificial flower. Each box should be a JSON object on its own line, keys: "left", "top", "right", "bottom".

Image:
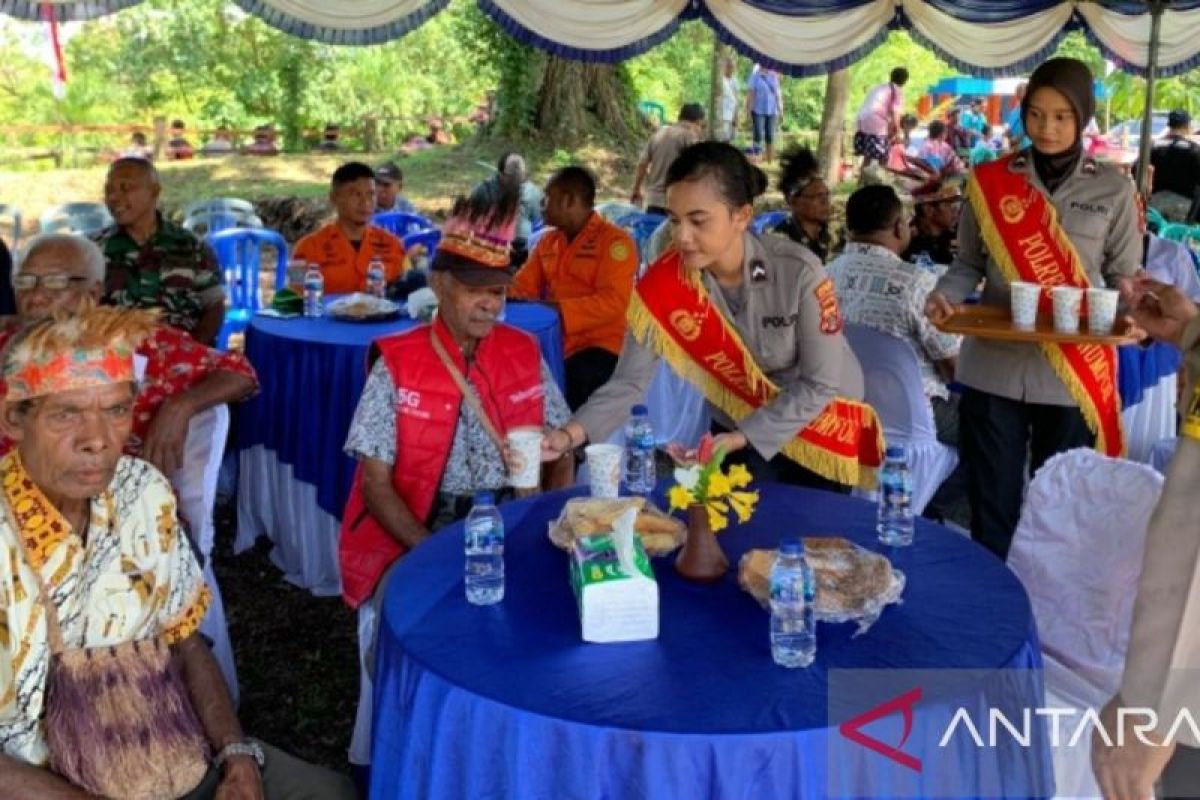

{"left": 727, "top": 462, "right": 753, "bottom": 489}
{"left": 706, "top": 501, "right": 729, "bottom": 532}
{"left": 668, "top": 484, "right": 695, "bottom": 512}
{"left": 706, "top": 471, "right": 732, "bottom": 499}
{"left": 729, "top": 490, "right": 759, "bottom": 523}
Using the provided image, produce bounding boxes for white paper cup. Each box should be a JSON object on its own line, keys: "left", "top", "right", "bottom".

{"left": 506, "top": 427, "right": 543, "bottom": 489}
{"left": 1050, "top": 286, "right": 1084, "bottom": 334}
{"left": 1086, "top": 287, "right": 1120, "bottom": 335}
{"left": 1009, "top": 281, "right": 1041, "bottom": 330}
{"left": 584, "top": 444, "right": 623, "bottom": 498}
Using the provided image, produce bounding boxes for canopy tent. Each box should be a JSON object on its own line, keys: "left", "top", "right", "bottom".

{"left": 5, "top": 1, "right": 1200, "bottom": 77}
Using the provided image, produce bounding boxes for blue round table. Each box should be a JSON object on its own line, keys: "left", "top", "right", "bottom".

{"left": 370, "top": 484, "right": 1052, "bottom": 799}
{"left": 233, "top": 301, "right": 564, "bottom": 595}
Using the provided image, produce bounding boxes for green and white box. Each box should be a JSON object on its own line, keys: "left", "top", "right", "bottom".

{"left": 569, "top": 508, "right": 659, "bottom": 643}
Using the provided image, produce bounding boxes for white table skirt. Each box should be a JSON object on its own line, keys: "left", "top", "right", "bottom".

{"left": 237, "top": 445, "right": 343, "bottom": 597}
{"left": 1122, "top": 372, "right": 1178, "bottom": 464}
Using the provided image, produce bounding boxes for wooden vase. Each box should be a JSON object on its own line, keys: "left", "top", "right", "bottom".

{"left": 675, "top": 504, "right": 729, "bottom": 583}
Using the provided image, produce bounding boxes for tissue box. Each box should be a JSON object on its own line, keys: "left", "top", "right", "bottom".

{"left": 569, "top": 532, "right": 659, "bottom": 643}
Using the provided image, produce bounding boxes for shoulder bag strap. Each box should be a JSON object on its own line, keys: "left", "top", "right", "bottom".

{"left": 430, "top": 331, "right": 509, "bottom": 462}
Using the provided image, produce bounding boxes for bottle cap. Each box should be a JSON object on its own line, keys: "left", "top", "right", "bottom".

{"left": 885, "top": 444, "right": 907, "bottom": 460}
{"left": 778, "top": 537, "right": 804, "bottom": 556}
{"left": 631, "top": 404, "right": 648, "bottom": 416}
{"left": 473, "top": 491, "right": 495, "bottom": 506}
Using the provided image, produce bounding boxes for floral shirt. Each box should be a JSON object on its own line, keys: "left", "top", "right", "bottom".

{"left": 0, "top": 453, "right": 210, "bottom": 766}
{"left": 345, "top": 358, "right": 569, "bottom": 497}
{"left": 0, "top": 324, "right": 257, "bottom": 458}
{"left": 93, "top": 214, "right": 224, "bottom": 334}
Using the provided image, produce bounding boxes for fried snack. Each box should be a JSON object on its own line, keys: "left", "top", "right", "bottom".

{"left": 550, "top": 497, "right": 685, "bottom": 555}
{"left": 738, "top": 537, "right": 899, "bottom": 619}
{"left": 565, "top": 497, "right": 647, "bottom": 535}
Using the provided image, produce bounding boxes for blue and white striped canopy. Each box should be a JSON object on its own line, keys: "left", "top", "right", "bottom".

{"left": 5, "top": 1, "right": 1199, "bottom": 76}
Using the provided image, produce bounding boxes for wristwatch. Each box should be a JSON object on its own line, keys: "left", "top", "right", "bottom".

{"left": 214, "top": 740, "right": 266, "bottom": 771}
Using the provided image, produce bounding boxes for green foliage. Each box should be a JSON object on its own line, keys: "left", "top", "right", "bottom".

{"left": 625, "top": 21, "right": 714, "bottom": 119}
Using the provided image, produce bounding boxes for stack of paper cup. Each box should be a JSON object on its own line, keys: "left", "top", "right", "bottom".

{"left": 1010, "top": 281, "right": 1041, "bottom": 330}
{"left": 1050, "top": 286, "right": 1084, "bottom": 334}
{"left": 584, "top": 444, "right": 623, "bottom": 498}
{"left": 1086, "top": 288, "right": 1120, "bottom": 335}
{"left": 506, "top": 427, "right": 543, "bottom": 489}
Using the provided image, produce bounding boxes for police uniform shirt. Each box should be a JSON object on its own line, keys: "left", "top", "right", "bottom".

{"left": 934, "top": 151, "right": 1142, "bottom": 406}
{"left": 574, "top": 232, "right": 864, "bottom": 460}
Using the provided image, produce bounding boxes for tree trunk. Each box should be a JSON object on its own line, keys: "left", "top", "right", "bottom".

{"left": 709, "top": 37, "right": 727, "bottom": 140}
{"left": 817, "top": 68, "right": 851, "bottom": 187}
{"left": 532, "top": 57, "right": 643, "bottom": 144}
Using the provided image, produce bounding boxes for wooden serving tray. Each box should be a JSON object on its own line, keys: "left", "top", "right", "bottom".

{"left": 935, "top": 304, "right": 1139, "bottom": 345}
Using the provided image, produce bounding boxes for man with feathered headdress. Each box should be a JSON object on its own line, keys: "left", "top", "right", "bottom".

{"left": 0, "top": 305, "right": 354, "bottom": 800}
{"left": 339, "top": 177, "right": 572, "bottom": 768}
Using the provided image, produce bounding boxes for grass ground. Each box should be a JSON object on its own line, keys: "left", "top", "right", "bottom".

{"left": 0, "top": 136, "right": 645, "bottom": 235}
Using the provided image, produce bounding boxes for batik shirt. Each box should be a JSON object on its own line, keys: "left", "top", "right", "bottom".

{"left": 94, "top": 214, "right": 224, "bottom": 334}
{"left": 0, "top": 453, "right": 210, "bottom": 766}
{"left": 0, "top": 324, "right": 258, "bottom": 458}
{"left": 345, "top": 359, "right": 570, "bottom": 496}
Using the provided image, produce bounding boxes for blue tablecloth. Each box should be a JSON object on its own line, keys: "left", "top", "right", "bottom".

{"left": 371, "top": 484, "right": 1051, "bottom": 799}
{"left": 236, "top": 301, "right": 564, "bottom": 519}
{"left": 1118, "top": 340, "right": 1183, "bottom": 408}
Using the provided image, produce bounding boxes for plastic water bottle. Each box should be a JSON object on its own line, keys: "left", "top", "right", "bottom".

{"left": 302, "top": 264, "right": 324, "bottom": 318}
{"left": 464, "top": 491, "right": 504, "bottom": 605}
{"left": 770, "top": 538, "right": 817, "bottom": 668}
{"left": 913, "top": 251, "right": 936, "bottom": 272}
{"left": 877, "top": 445, "right": 915, "bottom": 546}
{"left": 365, "top": 256, "right": 386, "bottom": 297}
{"left": 622, "top": 404, "right": 656, "bottom": 495}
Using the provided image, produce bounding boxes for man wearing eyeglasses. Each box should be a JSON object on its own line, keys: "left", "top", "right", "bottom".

{"left": 904, "top": 179, "right": 964, "bottom": 267}
{"left": 0, "top": 233, "right": 257, "bottom": 476}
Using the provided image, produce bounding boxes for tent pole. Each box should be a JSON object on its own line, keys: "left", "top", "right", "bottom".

{"left": 1137, "top": 0, "right": 1168, "bottom": 196}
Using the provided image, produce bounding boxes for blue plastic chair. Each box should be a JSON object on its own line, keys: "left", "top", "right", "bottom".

{"left": 402, "top": 229, "right": 442, "bottom": 271}
{"left": 373, "top": 212, "right": 433, "bottom": 238}
{"left": 183, "top": 208, "right": 263, "bottom": 236}
{"left": 0, "top": 204, "right": 22, "bottom": 251}
{"left": 39, "top": 203, "right": 113, "bottom": 235}
{"left": 752, "top": 210, "right": 790, "bottom": 234}
{"left": 206, "top": 228, "right": 288, "bottom": 349}
{"left": 183, "top": 198, "right": 256, "bottom": 218}
{"left": 616, "top": 212, "right": 667, "bottom": 264}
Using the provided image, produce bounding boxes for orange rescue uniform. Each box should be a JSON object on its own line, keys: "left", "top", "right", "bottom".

{"left": 293, "top": 222, "right": 407, "bottom": 294}
{"left": 510, "top": 212, "right": 637, "bottom": 357}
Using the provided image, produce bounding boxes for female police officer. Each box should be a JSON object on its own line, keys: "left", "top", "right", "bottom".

{"left": 925, "top": 57, "right": 1141, "bottom": 559}
{"left": 542, "top": 141, "right": 881, "bottom": 491}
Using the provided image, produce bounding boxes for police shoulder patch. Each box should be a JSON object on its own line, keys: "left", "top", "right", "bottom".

{"left": 814, "top": 277, "right": 843, "bottom": 335}
{"left": 609, "top": 240, "right": 631, "bottom": 263}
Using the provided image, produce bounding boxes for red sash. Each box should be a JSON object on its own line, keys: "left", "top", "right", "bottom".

{"left": 968, "top": 156, "right": 1124, "bottom": 456}
{"left": 628, "top": 252, "right": 884, "bottom": 489}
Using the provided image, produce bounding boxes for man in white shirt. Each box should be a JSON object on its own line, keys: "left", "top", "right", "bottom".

{"left": 718, "top": 57, "right": 739, "bottom": 143}
{"left": 826, "top": 184, "right": 961, "bottom": 443}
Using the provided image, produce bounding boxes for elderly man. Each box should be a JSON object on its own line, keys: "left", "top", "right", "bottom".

{"left": 904, "top": 180, "right": 963, "bottom": 267}
{"left": 0, "top": 306, "right": 355, "bottom": 800}
{"left": 293, "top": 161, "right": 408, "bottom": 295}
{"left": 94, "top": 158, "right": 225, "bottom": 344}
{"left": 339, "top": 187, "right": 571, "bottom": 768}
{"left": 630, "top": 103, "right": 705, "bottom": 215}
{"left": 511, "top": 166, "right": 638, "bottom": 410}
{"left": 1091, "top": 276, "right": 1200, "bottom": 800}
{"left": 0, "top": 234, "right": 257, "bottom": 476}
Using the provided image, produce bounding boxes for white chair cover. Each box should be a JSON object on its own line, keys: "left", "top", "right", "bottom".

{"left": 1151, "top": 436, "right": 1180, "bottom": 474}
{"left": 171, "top": 404, "right": 239, "bottom": 702}
{"left": 1121, "top": 371, "right": 1178, "bottom": 464}
{"left": 842, "top": 324, "right": 957, "bottom": 513}
{"left": 1008, "top": 448, "right": 1164, "bottom": 800}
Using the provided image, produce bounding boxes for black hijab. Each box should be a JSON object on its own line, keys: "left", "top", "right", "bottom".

{"left": 1022, "top": 57, "right": 1095, "bottom": 194}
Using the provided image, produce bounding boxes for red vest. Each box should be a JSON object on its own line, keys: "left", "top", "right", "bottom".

{"left": 339, "top": 317, "right": 546, "bottom": 608}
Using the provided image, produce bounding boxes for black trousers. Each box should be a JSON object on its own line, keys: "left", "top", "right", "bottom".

{"left": 564, "top": 347, "right": 619, "bottom": 411}
{"left": 712, "top": 421, "right": 850, "bottom": 495}
{"left": 1163, "top": 744, "right": 1200, "bottom": 799}
{"left": 959, "top": 388, "right": 1093, "bottom": 560}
